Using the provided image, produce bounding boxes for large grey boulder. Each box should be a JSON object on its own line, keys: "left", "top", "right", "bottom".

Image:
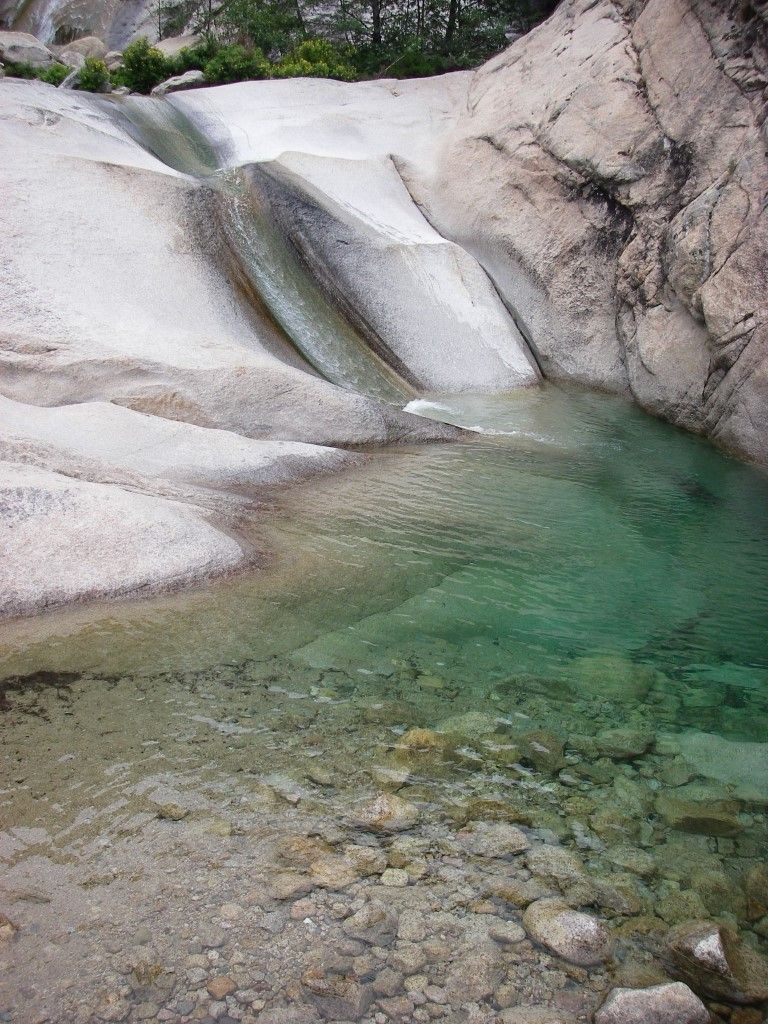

{"left": 171, "top": 80, "right": 541, "bottom": 395}
{"left": 155, "top": 33, "right": 200, "bottom": 57}
{"left": 58, "top": 34, "right": 105, "bottom": 58}
{"left": 0, "top": 462, "right": 243, "bottom": 619}
{"left": 151, "top": 68, "right": 205, "bottom": 96}
{"left": 595, "top": 983, "right": 708, "bottom": 1024}
{"left": 0, "top": 30, "right": 53, "bottom": 66}
{"left": 421, "top": 0, "right": 768, "bottom": 463}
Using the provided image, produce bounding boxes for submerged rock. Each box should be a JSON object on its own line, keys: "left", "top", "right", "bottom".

{"left": 568, "top": 656, "right": 659, "bottom": 700}
{"left": 498, "top": 1006, "right": 576, "bottom": 1023}
{"left": 460, "top": 821, "right": 530, "bottom": 858}
{"left": 302, "top": 968, "right": 373, "bottom": 1020}
{"left": 595, "top": 728, "right": 654, "bottom": 760}
{"left": 523, "top": 898, "right": 613, "bottom": 966}
{"left": 655, "top": 787, "right": 742, "bottom": 837}
{"left": 594, "top": 983, "right": 708, "bottom": 1024}
{"left": 353, "top": 793, "right": 419, "bottom": 832}
{"left": 342, "top": 900, "right": 398, "bottom": 946}
{"left": 526, "top": 845, "right": 585, "bottom": 885}
{"left": 666, "top": 919, "right": 768, "bottom": 1003}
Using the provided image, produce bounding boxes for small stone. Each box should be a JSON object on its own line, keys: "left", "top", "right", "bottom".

{"left": 488, "top": 919, "right": 526, "bottom": 944}
{"left": 461, "top": 821, "right": 529, "bottom": 858}
{"left": 310, "top": 855, "right": 361, "bottom": 890}
{"left": 389, "top": 943, "right": 427, "bottom": 975}
{"left": 438, "top": 710, "right": 499, "bottom": 741}
{"left": 398, "top": 910, "right": 427, "bottom": 942}
{"left": 156, "top": 802, "right": 189, "bottom": 821}
{"left": 745, "top": 862, "right": 768, "bottom": 921}
{"left": 302, "top": 968, "right": 373, "bottom": 1019}
{"left": 343, "top": 900, "right": 399, "bottom": 946}
{"left": 523, "top": 898, "right": 613, "bottom": 966}
{"left": 344, "top": 844, "right": 387, "bottom": 876}
{"left": 377, "top": 995, "right": 414, "bottom": 1020}
{"left": 207, "top": 976, "right": 237, "bottom": 999}
{"left": 373, "top": 967, "right": 404, "bottom": 996}
{"left": 268, "top": 872, "right": 313, "bottom": 900}
{"left": 605, "top": 844, "right": 656, "bottom": 877}
{"left": 394, "top": 728, "right": 455, "bottom": 768}
{"left": 526, "top": 844, "right": 585, "bottom": 884}
{"left": 0, "top": 913, "right": 18, "bottom": 943}
{"left": 519, "top": 729, "right": 566, "bottom": 773}
{"left": 220, "top": 902, "right": 243, "bottom": 920}
{"left": 380, "top": 867, "right": 409, "bottom": 887}
{"left": 151, "top": 68, "right": 206, "bottom": 96}
{"left": 594, "top": 983, "right": 708, "bottom": 1024}
{"left": 354, "top": 793, "right": 419, "bottom": 832}
{"left": 423, "top": 985, "right": 447, "bottom": 1004}
{"left": 133, "top": 1004, "right": 160, "bottom": 1021}
{"left": 445, "top": 942, "right": 504, "bottom": 1003}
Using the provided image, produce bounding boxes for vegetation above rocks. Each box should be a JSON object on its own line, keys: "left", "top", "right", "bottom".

{"left": 3, "top": 58, "right": 70, "bottom": 83}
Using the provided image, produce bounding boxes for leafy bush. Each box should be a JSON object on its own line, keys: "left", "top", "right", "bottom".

{"left": 38, "top": 62, "right": 71, "bottom": 85}
{"left": 4, "top": 59, "right": 73, "bottom": 85}
{"left": 273, "top": 39, "right": 356, "bottom": 81}
{"left": 202, "top": 44, "right": 269, "bottom": 84}
{"left": 166, "top": 39, "right": 219, "bottom": 75}
{"left": 115, "top": 37, "right": 170, "bottom": 93}
{"left": 77, "top": 57, "right": 110, "bottom": 91}
{"left": 4, "top": 60, "right": 37, "bottom": 78}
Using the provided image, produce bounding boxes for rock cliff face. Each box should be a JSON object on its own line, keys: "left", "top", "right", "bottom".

{"left": 418, "top": 0, "right": 768, "bottom": 463}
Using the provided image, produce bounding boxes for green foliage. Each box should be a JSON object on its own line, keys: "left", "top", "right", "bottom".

{"left": 210, "top": 0, "right": 303, "bottom": 54}
{"left": 202, "top": 43, "right": 269, "bottom": 83}
{"left": 77, "top": 57, "right": 110, "bottom": 92}
{"left": 116, "top": 37, "right": 171, "bottom": 93}
{"left": 272, "top": 38, "right": 356, "bottom": 81}
{"left": 4, "top": 60, "right": 38, "bottom": 79}
{"left": 166, "top": 39, "right": 219, "bottom": 74}
{"left": 39, "top": 62, "right": 71, "bottom": 85}
{"left": 4, "top": 60, "right": 71, "bottom": 85}
{"left": 60, "top": 0, "right": 558, "bottom": 96}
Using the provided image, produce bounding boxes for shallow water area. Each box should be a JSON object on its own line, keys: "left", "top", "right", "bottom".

{"left": 2, "top": 387, "right": 768, "bottom": 1024}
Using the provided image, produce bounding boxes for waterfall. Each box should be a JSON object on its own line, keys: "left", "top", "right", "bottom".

{"left": 108, "top": 94, "right": 415, "bottom": 405}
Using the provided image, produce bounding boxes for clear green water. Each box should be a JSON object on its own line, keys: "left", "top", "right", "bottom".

{"left": 2, "top": 387, "right": 768, "bottom": 1019}
{"left": 2, "top": 385, "right": 767, "bottom": 743}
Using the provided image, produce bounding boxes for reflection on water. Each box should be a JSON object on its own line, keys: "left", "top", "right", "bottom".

{"left": 1, "top": 386, "right": 768, "bottom": 1022}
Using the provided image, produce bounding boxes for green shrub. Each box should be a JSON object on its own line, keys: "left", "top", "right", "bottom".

{"left": 4, "top": 60, "right": 37, "bottom": 78}
{"left": 202, "top": 44, "right": 269, "bottom": 84}
{"left": 167, "top": 39, "right": 219, "bottom": 74}
{"left": 77, "top": 57, "right": 110, "bottom": 91}
{"left": 117, "top": 37, "right": 171, "bottom": 93}
{"left": 273, "top": 38, "right": 356, "bottom": 81}
{"left": 38, "top": 62, "right": 71, "bottom": 85}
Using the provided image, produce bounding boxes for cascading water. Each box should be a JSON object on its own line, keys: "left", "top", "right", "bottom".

{"left": 108, "top": 94, "right": 414, "bottom": 405}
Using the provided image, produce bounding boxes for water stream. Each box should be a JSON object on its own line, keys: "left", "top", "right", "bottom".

{"left": 1, "top": 388, "right": 767, "bottom": 1022}
{"left": 109, "top": 95, "right": 413, "bottom": 404}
